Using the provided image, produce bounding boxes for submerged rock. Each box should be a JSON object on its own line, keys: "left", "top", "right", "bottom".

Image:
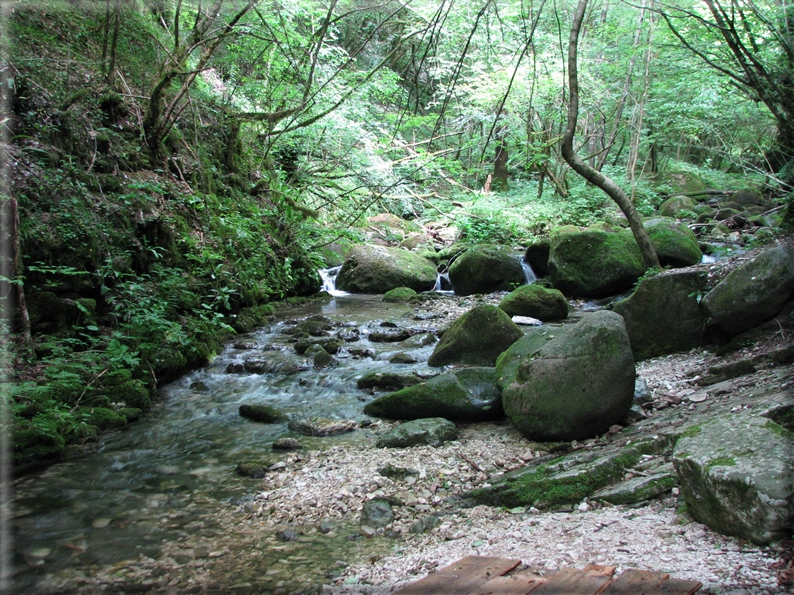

{"left": 375, "top": 418, "right": 458, "bottom": 448}
{"left": 428, "top": 305, "right": 523, "bottom": 367}
{"left": 363, "top": 367, "right": 502, "bottom": 422}
{"left": 288, "top": 418, "right": 358, "bottom": 436}
{"left": 673, "top": 412, "right": 794, "bottom": 544}
{"left": 496, "top": 310, "right": 635, "bottom": 441}
{"left": 357, "top": 371, "right": 423, "bottom": 391}
{"left": 239, "top": 404, "right": 287, "bottom": 423}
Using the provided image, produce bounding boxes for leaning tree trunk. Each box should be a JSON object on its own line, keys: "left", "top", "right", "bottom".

{"left": 561, "top": 0, "right": 659, "bottom": 270}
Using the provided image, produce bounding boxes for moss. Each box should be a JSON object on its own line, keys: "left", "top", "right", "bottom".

{"left": 114, "top": 380, "right": 152, "bottom": 410}
{"left": 706, "top": 456, "right": 737, "bottom": 470}
{"left": 81, "top": 407, "right": 127, "bottom": 430}
{"left": 680, "top": 424, "right": 702, "bottom": 439}
{"left": 498, "top": 284, "right": 568, "bottom": 320}
{"left": 763, "top": 419, "right": 794, "bottom": 439}
{"left": 383, "top": 287, "right": 419, "bottom": 303}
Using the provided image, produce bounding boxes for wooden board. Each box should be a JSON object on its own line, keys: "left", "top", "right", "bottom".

{"left": 393, "top": 556, "right": 521, "bottom": 595}
{"left": 601, "top": 568, "right": 702, "bottom": 595}
{"left": 395, "top": 558, "right": 702, "bottom": 595}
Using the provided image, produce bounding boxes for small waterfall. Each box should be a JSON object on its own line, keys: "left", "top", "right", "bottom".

{"left": 319, "top": 267, "right": 349, "bottom": 297}
{"left": 432, "top": 272, "right": 453, "bottom": 294}
{"left": 521, "top": 260, "right": 536, "bottom": 285}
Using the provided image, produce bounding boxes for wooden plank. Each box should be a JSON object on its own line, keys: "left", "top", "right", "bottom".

{"left": 394, "top": 556, "right": 521, "bottom": 595}
{"left": 601, "top": 568, "right": 701, "bottom": 595}
{"left": 473, "top": 569, "right": 550, "bottom": 594}
{"left": 530, "top": 566, "right": 614, "bottom": 594}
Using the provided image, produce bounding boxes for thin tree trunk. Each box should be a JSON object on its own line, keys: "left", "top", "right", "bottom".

{"left": 106, "top": 0, "right": 121, "bottom": 86}
{"left": 627, "top": 0, "right": 656, "bottom": 182}
{"left": 561, "top": 0, "right": 659, "bottom": 269}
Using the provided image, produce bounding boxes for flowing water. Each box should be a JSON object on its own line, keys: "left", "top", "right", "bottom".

{"left": 11, "top": 293, "right": 461, "bottom": 593}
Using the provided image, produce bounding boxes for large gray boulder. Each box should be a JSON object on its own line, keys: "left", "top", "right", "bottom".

{"left": 336, "top": 245, "right": 437, "bottom": 294}
{"left": 498, "top": 284, "right": 568, "bottom": 321}
{"left": 496, "top": 310, "right": 635, "bottom": 441}
{"left": 702, "top": 244, "right": 794, "bottom": 336}
{"left": 363, "top": 367, "right": 502, "bottom": 422}
{"left": 376, "top": 418, "right": 458, "bottom": 448}
{"left": 548, "top": 229, "right": 644, "bottom": 297}
{"left": 644, "top": 217, "right": 702, "bottom": 267}
{"left": 613, "top": 270, "right": 709, "bottom": 361}
{"left": 428, "top": 305, "right": 523, "bottom": 367}
{"left": 448, "top": 245, "right": 525, "bottom": 296}
{"left": 673, "top": 412, "right": 794, "bottom": 544}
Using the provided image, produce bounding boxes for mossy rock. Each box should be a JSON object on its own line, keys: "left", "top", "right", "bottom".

{"left": 498, "top": 284, "right": 568, "bottom": 321}
{"left": 644, "top": 217, "right": 702, "bottom": 267}
{"left": 731, "top": 189, "right": 764, "bottom": 206}
{"left": 658, "top": 195, "right": 696, "bottom": 218}
{"left": 651, "top": 171, "right": 707, "bottom": 196}
{"left": 294, "top": 336, "right": 343, "bottom": 355}
{"left": 364, "top": 367, "right": 503, "bottom": 422}
{"left": 100, "top": 369, "right": 133, "bottom": 387}
{"left": 234, "top": 304, "right": 276, "bottom": 333}
{"left": 113, "top": 379, "right": 152, "bottom": 410}
{"left": 13, "top": 420, "right": 66, "bottom": 473}
{"left": 549, "top": 225, "right": 580, "bottom": 238}
{"left": 523, "top": 240, "right": 550, "bottom": 276}
{"left": 239, "top": 403, "right": 288, "bottom": 423}
{"left": 383, "top": 287, "right": 418, "bottom": 303}
{"left": 80, "top": 407, "right": 127, "bottom": 430}
{"left": 714, "top": 207, "right": 741, "bottom": 221}
{"left": 448, "top": 245, "right": 525, "bottom": 296}
{"left": 375, "top": 417, "right": 458, "bottom": 448}
{"left": 236, "top": 460, "right": 273, "bottom": 478}
{"left": 548, "top": 229, "right": 644, "bottom": 298}
{"left": 428, "top": 305, "right": 523, "bottom": 367}
{"left": 357, "top": 371, "right": 423, "bottom": 391}
{"left": 336, "top": 245, "right": 437, "bottom": 294}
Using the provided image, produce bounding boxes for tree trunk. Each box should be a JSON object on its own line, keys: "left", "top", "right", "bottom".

{"left": 561, "top": 0, "right": 659, "bottom": 270}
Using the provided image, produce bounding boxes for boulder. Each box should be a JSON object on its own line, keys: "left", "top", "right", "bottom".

{"left": 524, "top": 240, "right": 550, "bottom": 276}
{"left": 613, "top": 270, "right": 709, "bottom": 360}
{"left": 548, "top": 229, "right": 644, "bottom": 297}
{"left": 336, "top": 245, "right": 437, "bottom": 294}
{"left": 363, "top": 367, "right": 503, "bottom": 421}
{"left": 673, "top": 413, "right": 794, "bottom": 544}
{"left": 702, "top": 244, "right": 794, "bottom": 336}
{"left": 448, "top": 245, "right": 525, "bottom": 296}
{"left": 498, "top": 284, "right": 569, "bottom": 321}
{"left": 428, "top": 305, "right": 523, "bottom": 367}
{"left": 383, "top": 287, "right": 418, "bottom": 303}
{"left": 287, "top": 418, "right": 357, "bottom": 436}
{"left": 375, "top": 417, "right": 458, "bottom": 448}
{"left": 644, "top": 217, "right": 702, "bottom": 267}
{"left": 496, "top": 310, "right": 635, "bottom": 441}
{"left": 357, "top": 371, "right": 423, "bottom": 391}
{"left": 360, "top": 499, "right": 393, "bottom": 528}
{"left": 658, "top": 195, "right": 695, "bottom": 217}
{"left": 239, "top": 403, "right": 287, "bottom": 423}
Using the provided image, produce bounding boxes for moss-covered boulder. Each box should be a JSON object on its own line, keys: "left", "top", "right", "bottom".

{"left": 652, "top": 171, "right": 706, "bottom": 196}
{"left": 498, "top": 284, "right": 568, "bottom": 321}
{"left": 383, "top": 287, "right": 418, "bottom": 303}
{"left": 524, "top": 240, "right": 550, "bottom": 276}
{"left": 428, "top": 305, "right": 523, "bottom": 367}
{"left": 375, "top": 417, "right": 458, "bottom": 448}
{"left": 364, "top": 367, "right": 502, "bottom": 421}
{"left": 673, "top": 413, "right": 794, "bottom": 544}
{"left": 13, "top": 420, "right": 66, "bottom": 472}
{"left": 702, "top": 244, "right": 794, "bottom": 336}
{"left": 548, "top": 229, "right": 644, "bottom": 297}
{"left": 448, "top": 245, "right": 525, "bottom": 296}
{"left": 336, "top": 245, "right": 437, "bottom": 294}
{"left": 731, "top": 189, "right": 764, "bottom": 207}
{"left": 644, "top": 217, "right": 702, "bottom": 267}
{"left": 613, "top": 270, "right": 709, "bottom": 361}
{"left": 239, "top": 403, "right": 287, "bottom": 423}
{"left": 496, "top": 310, "right": 635, "bottom": 441}
{"left": 658, "top": 195, "right": 696, "bottom": 217}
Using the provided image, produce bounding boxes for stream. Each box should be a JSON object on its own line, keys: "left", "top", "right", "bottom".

{"left": 11, "top": 288, "right": 469, "bottom": 594}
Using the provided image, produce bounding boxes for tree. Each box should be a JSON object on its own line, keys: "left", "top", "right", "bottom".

{"left": 561, "top": 0, "right": 660, "bottom": 269}
{"left": 659, "top": 0, "right": 794, "bottom": 184}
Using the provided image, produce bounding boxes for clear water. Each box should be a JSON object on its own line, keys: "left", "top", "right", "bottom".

{"left": 11, "top": 294, "right": 444, "bottom": 593}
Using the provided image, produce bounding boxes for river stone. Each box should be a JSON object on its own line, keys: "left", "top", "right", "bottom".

{"left": 448, "top": 245, "right": 526, "bottom": 296}
{"left": 272, "top": 437, "right": 303, "bottom": 451}
{"left": 644, "top": 217, "right": 702, "bottom": 267}
{"left": 592, "top": 469, "right": 678, "bottom": 505}
{"left": 305, "top": 344, "right": 336, "bottom": 369}
{"left": 673, "top": 412, "right": 794, "bottom": 544}
{"left": 658, "top": 195, "right": 696, "bottom": 217}
{"left": 548, "top": 229, "right": 644, "bottom": 297}
{"left": 524, "top": 240, "right": 550, "bottom": 276}
{"left": 383, "top": 287, "right": 418, "bottom": 303}
{"left": 336, "top": 245, "right": 437, "bottom": 293}
{"left": 236, "top": 460, "right": 272, "bottom": 478}
{"left": 360, "top": 499, "right": 393, "bottom": 527}
{"left": 294, "top": 336, "right": 343, "bottom": 355}
{"left": 357, "top": 371, "right": 423, "bottom": 391}
{"left": 368, "top": 328, "right": 412, "bottom": 342}
{"left": 702, "top": 244, "right": 794, "bottom": 337}
{"left": 613, "top": 269, "right": 709, "bottom": 361}
{"left": 287, "top": 418, "right": 357, "bottom": 436}
{"left": 239, "top": 404, "right": 287, "bottom": 423}
{"left": 428, "top": 305, "right": 523, "bottom": 367}
{"left": 498, "top": 284, "right": 569, "bottom": 321}
{"left": 375, "top": 418, "right": 458, "bottom": 448}
{"left": 363, "top": 367, "right": 502, "bottom": 421}
{"left": 496, "top": 310, "right": 635, "bottom": 441}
